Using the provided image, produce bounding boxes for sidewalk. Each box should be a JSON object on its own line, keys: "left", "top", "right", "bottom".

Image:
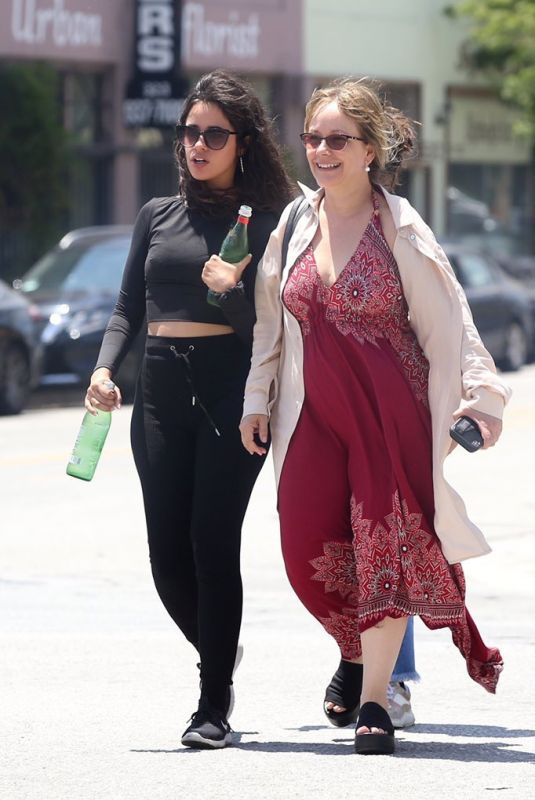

{"left": 1, "top": 367, "right": 534, "bottom": 799}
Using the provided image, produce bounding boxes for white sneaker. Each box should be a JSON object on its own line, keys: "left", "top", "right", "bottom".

{"left": 387, "top": 681, "right": 416, "bottom": 729}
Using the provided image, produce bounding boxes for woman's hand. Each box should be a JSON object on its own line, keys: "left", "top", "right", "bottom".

{"left": 85, "top": 368, "right": 122, "bottom": 415}
{"left": 452, "top": 408, "right": 502, "bottom": 449}
{"left": 202, "top": 254, "right": 252, "bottom": 293}
{"left": 240, "top": 413, "right": 269, "bottom": 456}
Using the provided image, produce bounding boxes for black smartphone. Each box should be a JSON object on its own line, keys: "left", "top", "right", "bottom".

{"left": 449, "top": 415, "right": 483, "bottom": 452}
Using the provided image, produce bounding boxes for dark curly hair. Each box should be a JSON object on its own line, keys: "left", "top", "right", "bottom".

{"left": 304, "top": 77, "right": 418, "bottom": 190}
{"left": 175, "top": 70, "right": 294, "bottom": 217}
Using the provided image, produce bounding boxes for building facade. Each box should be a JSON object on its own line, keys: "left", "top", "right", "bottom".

{"left": 0, "top": 0, "right": 304, "bottom": 236}
{"left": 1, "top": 0, "right": 532, "bottom": 250}
{"left": 304, "top": 0, "right": 533, "bottom": 241}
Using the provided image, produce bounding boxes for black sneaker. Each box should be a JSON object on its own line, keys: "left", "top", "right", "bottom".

{"left": 181, "top": 700, "right": 233, "bottom": 749}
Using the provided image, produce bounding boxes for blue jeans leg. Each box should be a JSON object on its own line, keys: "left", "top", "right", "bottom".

{"left": 391, "top": 616, "right": 420, "bottom": 682}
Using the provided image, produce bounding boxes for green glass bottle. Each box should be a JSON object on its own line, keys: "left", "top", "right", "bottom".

{"left": 207, "top": 204, "right": 252, "bottom": 307}
{"left": 66, "top": 409, "right": 112, "bottom": 481}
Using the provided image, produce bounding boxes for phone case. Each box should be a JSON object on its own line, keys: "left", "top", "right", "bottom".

{"left": 449, "top": 415, "right": 483, "bottom": 452}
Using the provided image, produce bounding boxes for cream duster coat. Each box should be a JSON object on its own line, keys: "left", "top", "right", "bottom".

{"left": 242, "top": 184, "right": 512, "bottom": 564}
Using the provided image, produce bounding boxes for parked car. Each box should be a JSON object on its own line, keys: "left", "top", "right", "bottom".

{"left": 14, "top": 226, "right": 143, "bottom": 397}
{"left": 485, "top": 252, "right": 535, "bottom": 361}
{"left": 447, "top": 186, "right": 498, "bottom": 237}
{"left": 63, "top": 300, "right": 144, "bottom": 398}
{"left": 454, "top": 224, "right": 534, "bottom": 271}
{"left": 443, "top": 242, "right": 533, "bottom": 371}
{"left": 0, "top": 278, "right": 42, "bottom": 414}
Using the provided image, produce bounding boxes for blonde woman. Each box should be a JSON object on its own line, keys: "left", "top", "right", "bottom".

{"left": 241, "top": 78, "right": 509, "bottom": 755}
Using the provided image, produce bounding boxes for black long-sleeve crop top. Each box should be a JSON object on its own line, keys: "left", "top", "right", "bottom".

{"left": 94, "top": 196, "right": 279, "bottom": 374}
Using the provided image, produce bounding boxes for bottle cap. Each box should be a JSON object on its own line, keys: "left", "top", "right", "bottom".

{"left": 238, "top": 205, "right": 252, "bottom": 217}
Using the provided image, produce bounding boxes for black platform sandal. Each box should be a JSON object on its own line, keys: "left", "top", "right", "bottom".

{"left": 354, "top": 701, "right": 395, "bottom": 755}
{"left": 323, "top": 660, "right": 363, "bottom": 728}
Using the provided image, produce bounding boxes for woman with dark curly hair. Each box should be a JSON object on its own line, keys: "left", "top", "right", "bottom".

{"left": 84, "top": 70, "right": 293, "bottom": 749}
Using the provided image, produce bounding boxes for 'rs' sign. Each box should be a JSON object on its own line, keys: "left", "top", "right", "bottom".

{"left": 123, "top": 0, "right": 187, "bottom": 129}
{"left": 137, "top": 0, "right": 174, "bottom": 72}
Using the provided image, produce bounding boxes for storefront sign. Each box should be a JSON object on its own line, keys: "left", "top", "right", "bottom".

{"left": 182, "top": 3, "right": 259, "bottom": 61}
{"left": 123, "top": 0, "right": 187, "bottom": 129}
{"left": 181, "top": 0, "right": 302, "bottom": 73}
{"left": 11, "top": 0, "right": 102, "bottom": 47}
{"left": 449, "top": 96, "right": 531, "bottom": 165}
{"left": 1, "top": 0, "right": 120, "bottom": 62}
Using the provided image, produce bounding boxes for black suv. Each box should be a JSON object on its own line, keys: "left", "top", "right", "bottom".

{"left": 14, "top": 226, "right": 143, "bottom": 398}
{"left": 0, "top": 279, "right": 42, "bottom": 414}
{"left": 443, "top": 242, "right": 533, "bottom": 371}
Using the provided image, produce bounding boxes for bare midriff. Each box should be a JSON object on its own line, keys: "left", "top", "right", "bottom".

{"left": 148, "top": 320, "right": 234, "bottom": 337}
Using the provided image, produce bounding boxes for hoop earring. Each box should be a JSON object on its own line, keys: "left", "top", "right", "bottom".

{"left": 240, "top": 155, "right": 245, "bottom": 174}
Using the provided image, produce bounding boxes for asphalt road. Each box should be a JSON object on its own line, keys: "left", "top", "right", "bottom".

{"left": 1, "top": 366, "right": 534, "bottom": 800}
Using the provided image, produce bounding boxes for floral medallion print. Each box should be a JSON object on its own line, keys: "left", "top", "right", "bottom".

{"left": 349, "top": 490, "right": 466, "bottom": 621}
{"left": 318, "top": 608, "right": 362, "bottom": 660}
{"left": 309, "top": 541, "right": 358, "bottom": 605}
{"left": 307, "top": 490, "right": 502, "bottom": 691}
{"left": 281, "top": 248, "right": 316, "bottom": 337}
{"left": 283, "top": 195, "right": 429, "bottom": 405}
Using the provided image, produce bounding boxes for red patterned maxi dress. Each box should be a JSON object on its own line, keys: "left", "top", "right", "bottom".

{"left": 277, "top": 192, "right": 502, "bottom": 692}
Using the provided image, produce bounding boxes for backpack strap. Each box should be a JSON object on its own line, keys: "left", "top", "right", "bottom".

{"left": 281, "top": 196, "right": 308, "bottom": 273}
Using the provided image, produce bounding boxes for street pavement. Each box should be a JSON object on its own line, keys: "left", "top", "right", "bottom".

{"left": 1, "top": 367, "right": 534, "bottom": 800}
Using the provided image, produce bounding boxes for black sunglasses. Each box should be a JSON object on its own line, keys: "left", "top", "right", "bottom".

{"left": 175, "top": 124, "right": 239, "bottom": 151}
{"left": 300, "top": 132, "right": 367, "bottom": 151}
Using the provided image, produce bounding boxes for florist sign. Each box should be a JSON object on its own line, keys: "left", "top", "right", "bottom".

{"left": 181, "top": 0, "right": 303, "bottom": 73}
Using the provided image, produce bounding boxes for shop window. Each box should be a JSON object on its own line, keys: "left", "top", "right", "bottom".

{"left": 60, "top": 71, "right": 111, "bottom": 227}
{"left": 63, "top": 72, "right": 105, "bottom": 143}
{"left": 448, "top": 163, "right": 531, "bottom": 254}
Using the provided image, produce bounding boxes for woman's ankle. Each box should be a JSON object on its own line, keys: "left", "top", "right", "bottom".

{"left": 199, "top": 685, "right": 232, "bottom": 716}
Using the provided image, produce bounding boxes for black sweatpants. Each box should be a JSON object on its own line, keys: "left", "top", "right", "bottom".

{"left": 131, "top": 334, "right": 265, "bottom": 711}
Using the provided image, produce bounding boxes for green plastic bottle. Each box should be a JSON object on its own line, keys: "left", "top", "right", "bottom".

{"left": 207, "top": 204, "right": 252, "bottom": 307}
{"left": 66, "top": 410, "right": 112, "bottom": 481}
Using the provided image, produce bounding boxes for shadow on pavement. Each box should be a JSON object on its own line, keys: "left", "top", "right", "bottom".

{"left": 395, "top": 738, "right": 534, "bottom": 762}
{"left": 131, "top": 740, "right": 353, "bottom": 756}
{"left": 238, "top": 735, "right": 534, "bottom": 761}
{"left": 290, "top": 724, "right": 333, "bottom": 732}
{"left": 413, "top": 723, "right": 535, "bottom": 739}
{"left": 130, "top": 726, "right": 535, "bottom": 761}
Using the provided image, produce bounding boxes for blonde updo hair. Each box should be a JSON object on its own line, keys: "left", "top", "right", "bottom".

{"left": 304, "top": 77, "right": 417, "bottom": 189}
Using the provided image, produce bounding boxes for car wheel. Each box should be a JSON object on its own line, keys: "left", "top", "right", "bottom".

{"left": 0, "top": 341, "right": 31, "bottom": 414}
{"left": 500, "top": 321, "right": 528, "bottom": 372}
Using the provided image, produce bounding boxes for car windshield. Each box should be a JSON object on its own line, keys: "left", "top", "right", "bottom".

{"left": 20, "top": 237, "right": 131, "bottom": 295}
{"left": 63, "top": 238, "right": 130, "bottom": 293}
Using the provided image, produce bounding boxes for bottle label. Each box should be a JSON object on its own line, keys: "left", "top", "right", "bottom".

{"left": 66, "top": 410, "right": 111, "bottom": 480}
